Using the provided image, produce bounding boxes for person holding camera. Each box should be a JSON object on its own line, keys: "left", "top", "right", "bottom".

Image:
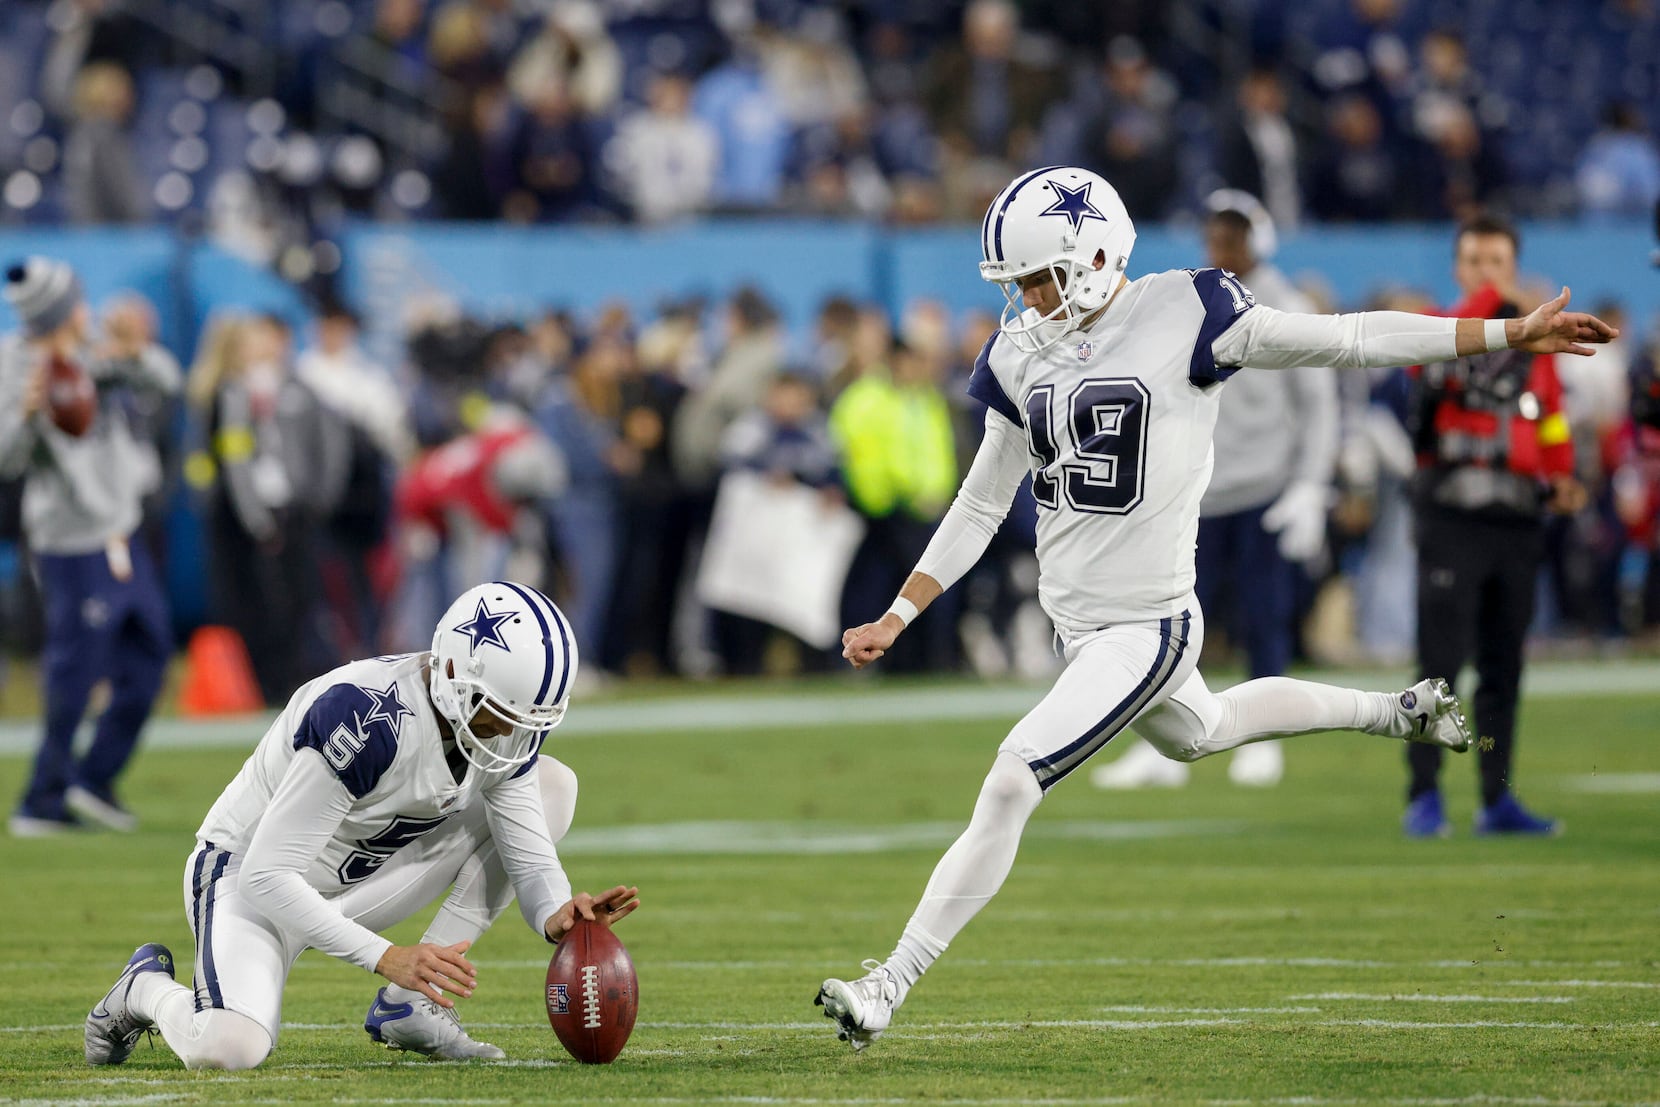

{"left": 1404, "top": 216, "right": 1586, "bottom": 838}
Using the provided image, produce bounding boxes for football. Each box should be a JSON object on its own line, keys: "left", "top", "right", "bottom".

{"left": 45, "top": 353, "right": 96, "bottom": 438}
{"left": 544, "top": 918, "right": 638, "bottom": 1064}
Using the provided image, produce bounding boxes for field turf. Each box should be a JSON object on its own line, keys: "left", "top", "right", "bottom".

{"left": 1, "top": 674, "right": 1656, "bottom": 1106}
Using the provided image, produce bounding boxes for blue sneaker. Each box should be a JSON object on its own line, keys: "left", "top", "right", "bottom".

{"left": 1474, "top": 793, "right": 1561, "bottom": 837}
{"left": 86, "top": 943, "right": 174, "bottom": 1065}
{"left": 1403, "top": 790, "right": 1451, "bottom": 838}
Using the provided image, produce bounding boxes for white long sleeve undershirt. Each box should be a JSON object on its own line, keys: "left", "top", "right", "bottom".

{"left": 481, "top": 766, "right": 571, "bottom": 939}
{"left": 240, "top": 751, "right": 393, "bottom": 972}
{"left": 913, "top": 410, "right": 1029, "bottom": 594}
{"left": 1212, "top": 304, "right": 1461, "bottom": 371}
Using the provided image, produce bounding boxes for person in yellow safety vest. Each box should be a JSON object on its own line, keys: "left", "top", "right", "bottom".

{"left": 830, "top": 338, "right": 958, "bottom": 670}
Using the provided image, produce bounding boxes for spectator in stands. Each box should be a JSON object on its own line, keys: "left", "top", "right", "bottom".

{"left": 1214, "top": 67, "right": 1303, "bottom": 230}
{"left": 296, "top": 305, "right": 412, "bottom": 655}
{"left": 923, "top": 0, "right": 1060, "bottom": 216}
{"left": 1308, "top": 94, "right": 1405, "bottom": 222}
{"left": 1418, "top": 101, "right": 1509, "bottom": 221}
{"left": 190, "top": 313, "right": 350, "bottom": 706}
{"left": 427, "top": 0, "right": 504, "bottom": 95}
{"left": 693, "top": 38, "right": 791, "bottom": 212}
{"left": 369, "top": 0, "right": 430, "bottom": 78}
{"left": 38, "top": 0, "right": 157, "bottom": 123}
{"left": 1408, "top": 29, "right": 1507, "bottom": 142}
{"left": 504, "top": 71, "right": 600, "bottom": 222}
{"left": 63, "top": 61, "right": 147, "bottom": 226}
{"left": 753, "top": 11, "right": 869, "bottom": 132}
{"left": 1, "top": 260, "right": 179, "bottom": 837}
{"left": 711, "top": 372, "right": 842, "bottom": 674}
{"left": 1068, "top": 36, "right": 1181, "bottom": 221}
{"left": 1575, "top": 102, "right": 1660, "bottom": 218}
{"left": 432, "top": 80, "right": 517, "bottom": 220}
{"left": 508, "top": 0, "right": 622, "bottom": 120}
{"left": 604, "top": 72, "right": 718, "bottom": 224}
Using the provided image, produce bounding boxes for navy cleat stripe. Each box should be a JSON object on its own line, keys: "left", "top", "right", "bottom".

{"left": 497, "top": 581, "right": 557, "bottom": 704}
{"left": 1028, "top": 610, "right": 1191, "bottom": 789}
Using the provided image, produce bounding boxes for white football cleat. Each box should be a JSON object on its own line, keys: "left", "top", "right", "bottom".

{"left": 815, "top": 960, "right": 899, "bottom": 1052}
{"left": 1228, "top": 741, "right": 1284, "bottom": 787}
{"left": 364, "top": 988, "right": 505, "bottom": 1060}
{"left": 1089, "top": 740, "right": 1190, "bottom": 790}
{"left": 1382, "top": 678, "right": 1471, "bottom": 752}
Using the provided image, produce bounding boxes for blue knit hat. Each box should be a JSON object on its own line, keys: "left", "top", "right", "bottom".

{"left": 4, "top": 256, "right": 83, "bottom": 338}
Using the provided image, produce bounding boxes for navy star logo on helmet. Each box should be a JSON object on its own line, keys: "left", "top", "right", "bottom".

{"left": 361, "top": 682, "right": 414, "bottom": 736}
{"left": 1038, "top": 180, "right": 1109, "bottom": 234}
{"left": 452, "top": 598, "right": 514, "bottom": 655}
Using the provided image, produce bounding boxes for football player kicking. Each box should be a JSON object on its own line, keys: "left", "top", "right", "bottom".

{"left": 816, "top": 166, "right": 1617, "bottom": 1051}
{"left": 86, "top": 581, "right": 639, "bottom": 1069}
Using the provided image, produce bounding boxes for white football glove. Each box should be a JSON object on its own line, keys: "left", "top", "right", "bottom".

{"left": 1262, "top": 480, "right": 1330, "bottom": 563}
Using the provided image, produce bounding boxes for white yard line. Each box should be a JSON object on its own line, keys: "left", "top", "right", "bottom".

{"left": 4, "top": 659, "right": 1654, "bottom": 756}
{"left": 1289, "top": 993, "right": 1577, "bottom": 1004}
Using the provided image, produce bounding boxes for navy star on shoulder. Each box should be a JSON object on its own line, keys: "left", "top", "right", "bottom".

{"left": 452, "top": 598, "right": 514, "bottom": 655}
{"left": 361, "top": 682, "right": 414, "bottom": 737}
{"left": 1038, "top": 180, "right": 1108, "bottom": 234}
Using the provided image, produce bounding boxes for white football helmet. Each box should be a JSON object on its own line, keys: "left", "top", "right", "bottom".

{"left": 978, "top": 165, "right": 1137, "bottom": 353}
{"left": 429, "top": 581, "right": 578, "bottom": 773}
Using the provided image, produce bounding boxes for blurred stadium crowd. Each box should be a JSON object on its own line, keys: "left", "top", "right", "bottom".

{"left": 4, "top": 271, "right": 1658, "bottom": 706}
{"left": 1, "top": 0, "right": 1659, "bottom": 708}
{"left": 0, "top": 0, "right": 1657, "bottom": 245}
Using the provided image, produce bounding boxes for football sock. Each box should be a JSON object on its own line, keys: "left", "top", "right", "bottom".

{"left": 892, "top": 752, "right": 1042, "bottom": 998}
{"left": 1167, "top": 678, "right": 1397, "bottom": 759}
{"left": 130, "top": 974, "right": 271, "bottom": 1070}
{"left": 384, "top": 983, "right": 426, "bottom": 1005}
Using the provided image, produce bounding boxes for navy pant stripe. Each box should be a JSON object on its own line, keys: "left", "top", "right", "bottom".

{"left": 199, "top": 847, "right": 231, "bottom": 1011}
{"left": 188, "top": 843, "right": 210, "bottom": 1012}
{"left": 1030, "top": 611, "right": 1191, "bottom": 789}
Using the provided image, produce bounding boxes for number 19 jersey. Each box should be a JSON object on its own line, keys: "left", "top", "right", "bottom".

{"left": 966, "top": 267, "right": 1255, "bottom": 632}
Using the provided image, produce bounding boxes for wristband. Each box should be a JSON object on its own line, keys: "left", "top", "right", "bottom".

{"left": 1484, "top": 318, "right": 1509, "bottom": 351}
{"left": 885, "top": 597, "right": 918, "bottom": 627}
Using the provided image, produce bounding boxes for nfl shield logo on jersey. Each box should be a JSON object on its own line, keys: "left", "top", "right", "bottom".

{"left": 1075, "top": 340, "right": 1094, "bottom": 362}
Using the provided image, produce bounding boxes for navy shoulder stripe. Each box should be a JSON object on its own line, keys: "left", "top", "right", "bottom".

{"left": 1187, "top": 268, "right": 1257, "bottom": 386}
{"left": 293, "top": 683, "right": 401, "bottom": 799}
{"left": 966, "top": 330, "right": 1021, "bottom": 425}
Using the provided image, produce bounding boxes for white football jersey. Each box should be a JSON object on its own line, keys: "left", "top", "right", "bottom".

{"left": 967, "top": 267, "right": 1256, "bottom": 631}
{"left": 197, "top": 652, "right": 542, "bottom": 898}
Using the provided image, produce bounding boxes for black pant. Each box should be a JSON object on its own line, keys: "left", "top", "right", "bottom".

{"left": 1410, "top": 509, "right": 1544, "bottom": 806}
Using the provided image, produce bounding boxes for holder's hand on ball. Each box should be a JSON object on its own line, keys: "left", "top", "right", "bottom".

{"left": 375, "top": 939, "right": 477, "bottom": 1008}
{"left": 545, "top": 885, "right": 640, "bottom": 942}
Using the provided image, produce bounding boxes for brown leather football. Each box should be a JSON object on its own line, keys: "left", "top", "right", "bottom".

{"left": 545, "top": 918, "right": 638, "bottom": 1064}
{"left": 45, "top": 354, "right": 97, "bottom": 437}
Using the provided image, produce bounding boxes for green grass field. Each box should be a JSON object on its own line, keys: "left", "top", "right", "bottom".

{"left": 2, "top": 675, "right": 1657, "bottom": 1106}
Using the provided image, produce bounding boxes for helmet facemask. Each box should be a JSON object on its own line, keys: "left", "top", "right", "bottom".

{"left": 429, "top": 653, "right": 564, "bottom": 773}
{"left": 982, "top": 246, "right": 1123, "bottom": 355}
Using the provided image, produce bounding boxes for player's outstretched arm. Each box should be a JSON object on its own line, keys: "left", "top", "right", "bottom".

{"left": 1215, "top": 288, "right": 1619, "bottom": 374}
{"left": 375, "top": 941, "right": 478, "bottom": 1007}
{"left": 544, "top": 885, "right": 642, "bottom": 942}
{"left": 842, "top": 571, "right": 944, "bottom": 670}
